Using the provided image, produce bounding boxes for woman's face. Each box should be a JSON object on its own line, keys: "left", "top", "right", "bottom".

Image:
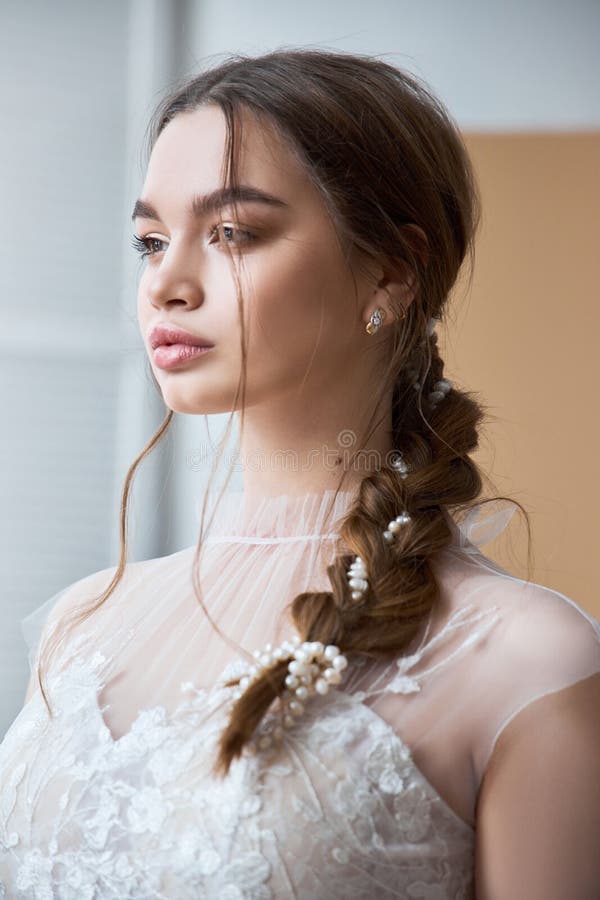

{"left": 135, "top": 103, "right": 378, "bottom": 416}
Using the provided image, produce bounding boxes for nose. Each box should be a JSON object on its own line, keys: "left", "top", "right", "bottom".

{"left": 143, "top": 241, "right": 205, "bottom": 312}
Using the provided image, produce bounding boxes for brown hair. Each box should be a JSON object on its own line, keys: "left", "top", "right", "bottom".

{"left": 35, "top": 48, "right": 532, "bottom": 776}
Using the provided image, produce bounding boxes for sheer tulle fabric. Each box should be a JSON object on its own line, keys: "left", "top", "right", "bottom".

{"left": 1, "top": 486, "right": 599, "bottom": 897}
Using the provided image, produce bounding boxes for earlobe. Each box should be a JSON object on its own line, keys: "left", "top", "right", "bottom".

{"left": 367, "top": 270, "right": 415, "bottom": 328}
{"left": 365, "top": 306, "right": 387, "bottom": 335}
{"left": 365, "top": 301, "right": 407, "bottom": 335}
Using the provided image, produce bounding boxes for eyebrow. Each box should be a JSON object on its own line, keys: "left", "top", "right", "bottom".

{"left": 131, "top": 185, "right": 289, "bottom": 221}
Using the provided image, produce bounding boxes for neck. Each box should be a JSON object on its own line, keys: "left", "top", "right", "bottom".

{"left": 236, "top": 387, "right": 395, "bottom": 504}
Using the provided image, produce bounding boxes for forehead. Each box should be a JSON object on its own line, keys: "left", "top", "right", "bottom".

{"left": 143, "top": 103, "right": 310, "bottom": 202}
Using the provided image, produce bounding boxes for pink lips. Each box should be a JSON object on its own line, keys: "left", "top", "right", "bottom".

{"left": 149, "top": 324, "right": 215, "bottom": 371}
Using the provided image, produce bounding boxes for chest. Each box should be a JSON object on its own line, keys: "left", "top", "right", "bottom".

{"left": 0, "top": 663, "right": 474, "bottom": 898}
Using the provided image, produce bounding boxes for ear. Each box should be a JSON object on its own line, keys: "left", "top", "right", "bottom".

{"left": 360, "top": 224, "right": 429, "bottom": 330}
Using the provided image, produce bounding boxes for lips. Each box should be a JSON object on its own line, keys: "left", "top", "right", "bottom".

{"left": 149, "top": 324, "right": 214, "bottom": 350}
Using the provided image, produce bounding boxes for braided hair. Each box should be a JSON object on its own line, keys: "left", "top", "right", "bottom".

{"left": 214, "top": 304, "right": 487, "bottom": 773}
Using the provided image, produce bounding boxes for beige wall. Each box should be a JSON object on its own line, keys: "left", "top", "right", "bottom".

{"left": 440, "top": 133, "right": 599, "bottom": 618}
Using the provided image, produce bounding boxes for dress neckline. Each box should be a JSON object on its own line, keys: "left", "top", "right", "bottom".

{"left": 196, "top": 486, "right": 360, "bottom": 542}
{"left": 193, "top": 485, "right": 519, "bottom": 551}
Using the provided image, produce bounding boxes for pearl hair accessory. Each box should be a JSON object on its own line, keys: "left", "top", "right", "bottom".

{"left": 426, "top": 377, "right": 453, "bottom": 408}
{"left": 410, "top": 317, "right": 454, "bottom": 408}
{"left": 346, "top": 451, "right": 412, "bottom": 604}
{"left": 366, "top": 310, "right": 454, "bottom": 409}
{"left": 232, "top": 636, "right": 349, "bottom": 753}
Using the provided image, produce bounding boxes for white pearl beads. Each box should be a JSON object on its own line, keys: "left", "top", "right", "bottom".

{"left": 238, "top": 637, "right": 349, "bottom": 755}
{"left": 347, "top": 556, "right": 368, "bottom": 601}
{"left": 407, "top": 318, "right": 454, "bottom": 406}
{"left": 346, "top": 509, "right": 412, "bottom": 598}
{"left": 345, "top": 449, "right": 413, "bottom": 604}
{"left": 383, "top": 511, "right": 412, "bottom": 543}
{"left": 426, "top": 315, "right": 440, "bottom": 336}
{"left": 390, "top": 452, "right": 409, "bottom": 478}
{"left": 428, "top": 377, "right": 453, "bottom": 408}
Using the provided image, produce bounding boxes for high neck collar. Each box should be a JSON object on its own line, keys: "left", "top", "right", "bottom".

{"left": 193, "top": 485, "right": 518, "bottom": 550}
{"left": 195, "top": 487, "right": 360, "bottom": 542}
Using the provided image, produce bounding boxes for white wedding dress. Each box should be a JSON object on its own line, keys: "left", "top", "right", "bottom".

{"left": 1, "top": 486, "right": 599, "bottom": 898}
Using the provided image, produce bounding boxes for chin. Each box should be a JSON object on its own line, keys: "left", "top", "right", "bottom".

{"left": 161, "top": 389, "right": 238, "bottom": 417}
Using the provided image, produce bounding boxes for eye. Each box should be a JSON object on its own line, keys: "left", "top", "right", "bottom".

{"left": 209, "top": 224, "right": 256, "bottom": 246}
{"left": 130, "top": 225, "right": 256, "bottom": 260}
{"left": 131, "top": 234, "right": 168, "bottom": 259}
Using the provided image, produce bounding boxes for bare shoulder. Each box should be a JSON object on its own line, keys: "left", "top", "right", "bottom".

{"left": 474, "top": 672, "right": 600, "bottom": 899}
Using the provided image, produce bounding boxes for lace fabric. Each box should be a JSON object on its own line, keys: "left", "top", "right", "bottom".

{"left": 1, "top": 487, "right": 599, "bottom": 897}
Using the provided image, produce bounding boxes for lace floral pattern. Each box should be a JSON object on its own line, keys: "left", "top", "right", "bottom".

{"left": 0, "top": 647, "right": 475, "bottom": 899}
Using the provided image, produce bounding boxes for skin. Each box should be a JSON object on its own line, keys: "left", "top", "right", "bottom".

{"left": 134, "top": 103, "right": 417, "bottom": 501}
{"left": 475, "top": 671, "right": 600, "bottom": 898}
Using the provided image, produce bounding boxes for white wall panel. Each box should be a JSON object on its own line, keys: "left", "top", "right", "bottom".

{"left": 0, "top": 0, "right": 187, "bottom": 735}
{"left": 186, "top": 0, "right": 600, "bottom": 130}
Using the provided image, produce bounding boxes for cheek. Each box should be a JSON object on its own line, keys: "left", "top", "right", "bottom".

{"left": 244, "top": 242, "right": 353, "bottom": 369}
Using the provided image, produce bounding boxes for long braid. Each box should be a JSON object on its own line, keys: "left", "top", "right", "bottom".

{"left": 215, "top": 320, "right": 485, "bottom": 775}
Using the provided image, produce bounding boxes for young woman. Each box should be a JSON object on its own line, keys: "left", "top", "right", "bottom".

{"left": 1, "top": 49, "right": 599, "bottom": 898}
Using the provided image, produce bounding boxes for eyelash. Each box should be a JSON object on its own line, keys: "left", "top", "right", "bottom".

{"left": 130, "top": 225, "right": 255, "bottom": 259}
